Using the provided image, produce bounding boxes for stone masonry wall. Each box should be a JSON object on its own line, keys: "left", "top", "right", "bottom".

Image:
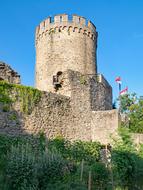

{"left": 0, "top": 84, "right": 118, "bottom": 143}
{"left": 91, "top": 110, "right": 119, "bottom": 144}
{"left": 56, "top": 70, "right": 112, "bottom": 111}
{"left": 0, "top": 62, "right": 20, "bottom": 84}
{"left": 90, "top": 74, "right": 112, "bottom": 110}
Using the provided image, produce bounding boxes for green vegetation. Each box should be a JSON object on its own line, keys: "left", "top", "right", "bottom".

{"left": 0, "top": 81, "right": 41, "bottom": 114}
{"left": 0, "top": 134, "right": 103, "bottom": 190}
{"left": 79, "top": 75, "right": 87, "bottom": 85}
{"left": 119, "top": 93, "right": 143, "bottom": 133}
{"left": 111, "top": 127, "right": 141, "bottom": 189}
{"left": 8, "top": 113, "right": 17, "bottom": 121}
{"left": 0, "top": 130, "right": 143, "bottom": 190}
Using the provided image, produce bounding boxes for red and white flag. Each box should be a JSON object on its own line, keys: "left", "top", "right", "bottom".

{"left": 120, "top": 87, "right": 128, "bottom": 95}
{"left": 115, "top": 76, "right": 122, "bottom": 84}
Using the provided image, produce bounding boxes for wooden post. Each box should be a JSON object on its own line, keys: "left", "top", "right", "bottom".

{"left": 80, "top": 159, "right": 84, "bottom": 181}
{"left": 88, "top": 171, "right": 92, "bottom": 190}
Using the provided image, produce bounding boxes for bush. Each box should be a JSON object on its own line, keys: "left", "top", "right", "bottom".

{"left": 47, "top": 137, "right": 101, "bottom": 164}
{"left": 4, "top": 142, "right": 74, "bottom": 190}
{"left": 68, "top": 141, "right": 101, "bottom": 163}
{"left": 2, "top": 132, "right": 143, "bottom": 189}
{"left": 6, "top": 144, "right": 38, "bottom": 189}
{"left": 90, "top": 162, "right": 109, "bottom": 189}
{"left": 111, "top": 127, "right": 143, "bottom": 189}
{"left": 37, "top": 150, "right": 73, "bottom": 189}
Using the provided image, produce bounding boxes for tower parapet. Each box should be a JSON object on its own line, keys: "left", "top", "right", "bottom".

{"left": 35, "top": 14, "right": 97, "bottom": 41}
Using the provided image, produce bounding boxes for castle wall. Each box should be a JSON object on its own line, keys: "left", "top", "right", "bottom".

{"left": 90, "top": 74, "right": 112, "bottom": 110}
{"left": 91, "top": 110, "right": 119, "bottom": 144}
{"left": 0, "top": 83, "right": 117, "bottom": 143}
{"left": 0, "top": 62, "right": 20, "bottom": 84}
{"left": 0, "top": 88, "right": 93, "bottom": 141}
{"left": 56, "top": 70, "right": 112, "bottom": 110}
{"left": 35, "top": 14, "right": 97, "bottom": 93}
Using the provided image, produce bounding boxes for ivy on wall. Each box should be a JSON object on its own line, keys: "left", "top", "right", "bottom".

{"left": 0, "top": 81, "right": 41, "bottom": 114}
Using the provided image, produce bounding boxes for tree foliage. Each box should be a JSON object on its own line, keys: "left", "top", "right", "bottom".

{"left": 119, "top": 93, "right": 143, "bottom": 133}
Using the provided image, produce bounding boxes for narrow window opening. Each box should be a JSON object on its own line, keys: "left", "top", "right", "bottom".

{"left": 53, "top": 71, "right": 63, "bottom": 91}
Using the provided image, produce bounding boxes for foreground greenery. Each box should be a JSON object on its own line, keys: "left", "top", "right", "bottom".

{"left": 0, "top": 129, "right": 143, "bottom": 190}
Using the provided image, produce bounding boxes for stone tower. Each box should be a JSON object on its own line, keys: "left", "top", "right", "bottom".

{"left": 35, "top": 14, "right": 98, "bottom": 93}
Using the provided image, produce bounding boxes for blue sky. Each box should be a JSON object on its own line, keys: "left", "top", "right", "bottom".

{"left": 0, "top": 0, "right": 143, "bottom": 100}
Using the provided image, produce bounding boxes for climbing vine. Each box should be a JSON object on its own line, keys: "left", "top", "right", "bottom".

{"left": 0, "top": 81, "right": 41, "bottom": 114}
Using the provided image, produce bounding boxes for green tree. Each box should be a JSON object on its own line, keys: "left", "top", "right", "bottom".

{"left": 129, "top": 98, "right": 143, "bottom": 133}
{"left": 112, "top": 127, "right": 143, "bottom": 189}
{"left": 119, "top": 93, "right": 137, "bottom": 113}
{"left": 119, "top": 93, "right": 143, "bottom": 133}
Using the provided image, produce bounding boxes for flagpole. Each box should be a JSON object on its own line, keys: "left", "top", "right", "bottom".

{"left": 119, "top": 83, "right": 121, "bottom": 95}
{"left": 115, "top": 77, "right": 122, "bottom": 96}
{"left": 115, "top": 77, "right": 122, "bottom": 112}
{"left": 119, "top": 85, "right": 121, "bottom": 113}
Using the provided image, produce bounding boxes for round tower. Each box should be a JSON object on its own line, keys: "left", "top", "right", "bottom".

{"left": 35, "top": 14, "right": 98, "bottom": 92}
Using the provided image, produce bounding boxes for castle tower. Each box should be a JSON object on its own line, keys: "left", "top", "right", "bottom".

{"left": 35, "top": 14, "right": 98, "bottom": 93}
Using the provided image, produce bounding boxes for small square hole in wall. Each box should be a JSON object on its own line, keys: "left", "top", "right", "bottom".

{"left": 60, "top": 16, "right": 62, "bottom": 22}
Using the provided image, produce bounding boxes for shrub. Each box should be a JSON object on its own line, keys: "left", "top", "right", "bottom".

{"left": 6, "top": 144, "right": 38, "bottom": 190}
{"left": 90, "top": 162, "right": 109, "bottom": 189}
{"left": 68, "top": 141, "right": 101, "bottom": 163}
{"left": 37, "top": 149, "right": 72, "bottom": 189}
{"left": 47, "top": 138, "right": 101, "bottom": 163}
{"left": 111, "top": 127, "right": 143, "bottom": 189}
{"left": 4, "top": 141, "right": 74, "bottom": 190}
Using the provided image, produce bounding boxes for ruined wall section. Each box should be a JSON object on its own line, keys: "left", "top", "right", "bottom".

{"left": 56, "top": 70, "right": 112, "bottom": 110}
{"left": 0, "top": 87, "right": 92, "bottom": 141}
{"left": 0, "top": 84, "right": 117, "bottom": 143}
{"left": 90, "top": 74, "right": 112, "bottom": 110}
{"left": 35, "top": 14, "right": 98, "bottom": 93}
{"left": 0, "top": 90, "right": 71, "bottom": 138}
{"left": 0, "top": 62, "right": 20, "bottom": 84}
{"left": 91, "top": 110, "right": 119, "bottom": 144}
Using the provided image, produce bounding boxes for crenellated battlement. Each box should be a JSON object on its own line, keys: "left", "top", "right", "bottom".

{"left": 35, "top": 14, "right": 97, "bottom": 41}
